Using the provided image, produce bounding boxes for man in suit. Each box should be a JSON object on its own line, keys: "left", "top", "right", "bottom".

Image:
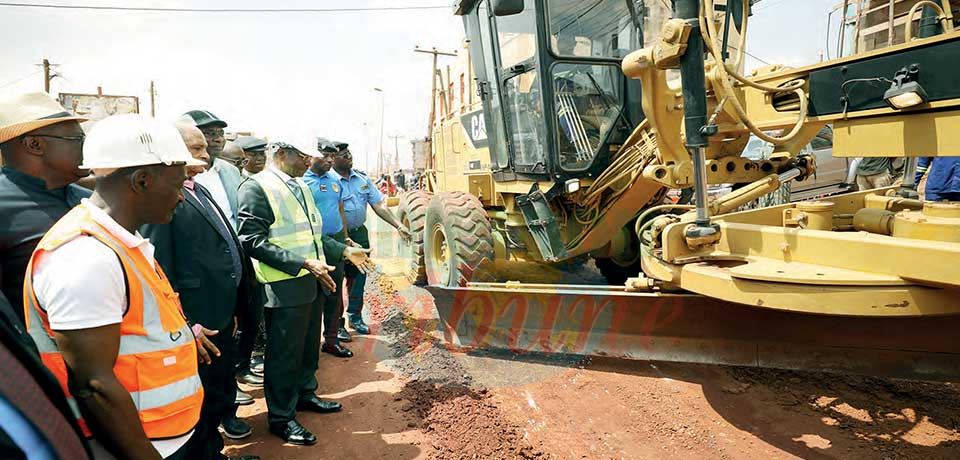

{"left": 141, "top": 123, "right": 259, "bottom": 460}
{"left": 182, "top": 110, "right": 243, "bottom": 229}
{"left": 237, "top": 141, "right": 375, "bottom": 445}
{"left": 180, "top": 110, "right": 256, "bottom": 410}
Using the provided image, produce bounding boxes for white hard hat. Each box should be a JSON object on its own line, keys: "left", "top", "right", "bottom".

{"left": 80, "top": 114, "right": 207, "bottom": 171}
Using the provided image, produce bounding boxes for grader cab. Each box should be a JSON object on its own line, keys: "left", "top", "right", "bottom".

{"left": 399, "top": 0, "right": 960, "bottom": 381}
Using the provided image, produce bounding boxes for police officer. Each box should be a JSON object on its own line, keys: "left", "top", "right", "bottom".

{"left": 330, "top": 141, "right": 411, "bottom": 335}
{"left": 303, "top": 139, "right": 353, "bottom": 357}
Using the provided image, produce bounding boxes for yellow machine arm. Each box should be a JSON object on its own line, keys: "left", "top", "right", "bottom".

{"left": 608, "top": 0, "right": 960, "bottom": 317}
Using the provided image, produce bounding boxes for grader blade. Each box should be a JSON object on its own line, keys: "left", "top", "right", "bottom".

{"left": 428, "top": 283, "right": 960, "bottom": 381}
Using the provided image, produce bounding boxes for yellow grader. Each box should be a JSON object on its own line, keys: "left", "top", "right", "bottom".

{"left": 396, "top": 0, "right": 960, "bottom": 380}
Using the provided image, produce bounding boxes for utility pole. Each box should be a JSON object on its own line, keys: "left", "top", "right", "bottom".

{"left": 414, "top": 46, "right": 456, "bottom": 171}
{"left": 414, "top": 46, "right": 457, "bottom": 138}
{"left": 40, "top": 58, "right": 58, "bottom": 93}
{"left": 374, "top": 87, "right": 385, "bottom": 176}
{"left": 149, "top": 80, "right": 156, "bottom": 117}
{"left": 388, "top": 134, "right": 403, "bottom": 172}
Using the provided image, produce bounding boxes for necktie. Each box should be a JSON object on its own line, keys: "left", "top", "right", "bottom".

{"left": 286, "top": 178, "right": 322, "bottom": 259}
{"left": 0, "top": 341, "right": 88, "bottom": 460}
{"left": 287, "top": 179, "right": 309, "bottom": 213}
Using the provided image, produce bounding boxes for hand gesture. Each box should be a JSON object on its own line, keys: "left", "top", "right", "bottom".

{"left": 303, "top": 259, "right": 337, "bottom": 292}
{"left": 397, "top": 225, "right": 413, "bottom": 241}
{"left": 346, "top": 237, "right": 359, "bottom": 248}
{"left": 194, "top": 326, "right": 221, "bottom": 365}
{"left": 343, "top": 246, "right": 376, "bottom": 274}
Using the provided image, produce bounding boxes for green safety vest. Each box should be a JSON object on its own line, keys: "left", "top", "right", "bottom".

{"left": 250, "top": 170, "right": 326, "bottom": 283}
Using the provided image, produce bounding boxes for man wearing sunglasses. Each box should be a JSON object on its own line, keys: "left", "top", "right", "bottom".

{"left": 182, "top": 110, "right": 242, "bottom": 231}
{"left": 0, "top": 92, "right": 90, "bottom": 338}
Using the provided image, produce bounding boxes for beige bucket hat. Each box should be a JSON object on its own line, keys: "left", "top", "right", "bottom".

{"left": 0, "top": 92, "right": 87, "bottom": 144}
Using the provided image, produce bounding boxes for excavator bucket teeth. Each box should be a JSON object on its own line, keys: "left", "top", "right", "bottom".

{"left": 427, "top": 283, "right": 960, "bottom": 381}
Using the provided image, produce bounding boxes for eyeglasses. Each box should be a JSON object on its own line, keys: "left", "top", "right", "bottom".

{"left": 222, "top": 157, "right": 249, "bottom": 168}
{"left": 201, "top": 129, "right": 225, "bottom": 140}
{"left": 244, "top": 150, "right": 267, "bottom": 158}
{"left": 32, "top": 133, "right": 86, "bottom": 145}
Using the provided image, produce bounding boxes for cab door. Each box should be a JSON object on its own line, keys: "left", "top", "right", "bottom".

{"left": 463, "top": 0, "right": 510, "bottom": 173}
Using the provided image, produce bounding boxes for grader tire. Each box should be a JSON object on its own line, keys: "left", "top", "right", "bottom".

{"left": 398, "top": 191, "right": 432, "bottom": 285}
{"left": 424, "top": 192, "right": 494, "bottom": 287}
{"left": 595, "top": 257, "right": 643, "bottom": 287}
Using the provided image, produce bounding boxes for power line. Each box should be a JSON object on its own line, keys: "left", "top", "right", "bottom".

{"left": 0, "top": 70, "right": 41, "bottom": 90}
{"left": 726, "top": 45, "right": 772, "bottom": 66}
{"left": 0, "top": 2, "right": 449, "bottom": 13}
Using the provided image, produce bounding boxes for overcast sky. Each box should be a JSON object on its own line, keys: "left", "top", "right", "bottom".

{"left": 0, "top": 0, "right": 840, "bottom": 170}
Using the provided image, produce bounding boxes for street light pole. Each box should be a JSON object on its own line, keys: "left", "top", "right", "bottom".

{"left": 373, "top": 87, "right": 385, "bottom": 176}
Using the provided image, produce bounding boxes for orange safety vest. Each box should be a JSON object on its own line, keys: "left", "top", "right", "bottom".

{"left": 22, "top": 205, "right": 203, "bottom": 440}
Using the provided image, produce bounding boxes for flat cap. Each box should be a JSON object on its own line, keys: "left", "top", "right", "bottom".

{"left": 182, "top": 109, "right": 227, "bottom": 129}
{"left": 236, "top": 135, "right": 267, "bottom": 151}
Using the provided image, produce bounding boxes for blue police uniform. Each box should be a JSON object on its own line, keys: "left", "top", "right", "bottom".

{"left": 918, "top": 157, "right": 960, "bottom": 201}
{"left": 341, "top": 169, "right": 384, "bottom": 230}
{"left": 303, "top": 169, "right": 344, "bottom": 236}
{"left": 339, "top": 169, "right": 384, "bottom": 322}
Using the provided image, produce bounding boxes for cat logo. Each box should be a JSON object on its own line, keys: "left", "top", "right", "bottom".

{"left": 319, "top": 184, "right": 328, "bottom": 192}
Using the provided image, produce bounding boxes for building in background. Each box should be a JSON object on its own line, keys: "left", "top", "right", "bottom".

{"left": 58, "top": 92, "right": 139, "bottom": 121}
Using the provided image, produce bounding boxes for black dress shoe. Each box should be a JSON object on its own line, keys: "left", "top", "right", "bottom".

{"left": 235, "top": 388, "right": 254, "bottom": 406}
{"left": 250, "top": 356, "right": 264, "bottom": 376}
{"left": 296, "top": 395, "right": 342, "bottom": 413}
{"left": 269, "top": 419, "right": 317, "bottom": 446}
{"left": 220, "top": 415, "right": 252, "bottom": 439}
{"left": 238, "top": 372, "right": 264, "bottom": 387}
{"left": 322, "top": 343, "right": 354, "bottom": 358}
{"left": 337, "top": 325, "right": 352, "bottom": 342}
{"left": 348, "top": 315, "right": 370, "bottom": 335}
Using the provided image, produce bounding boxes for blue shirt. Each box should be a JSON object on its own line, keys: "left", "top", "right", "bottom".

{"left": 0, "top": 395, "right": 56, "bottom": 460}
{"left": 339, "top": 169, "right": 384, "bottom": 230}
{"left": 303, "top": 169, "right": 345, "bottom": 236}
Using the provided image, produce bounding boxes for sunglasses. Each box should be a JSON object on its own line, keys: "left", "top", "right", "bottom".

{"left": 32, "top": 133, "right": 86, "bottom": 145}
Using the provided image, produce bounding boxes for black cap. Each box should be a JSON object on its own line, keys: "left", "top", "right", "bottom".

{"left": 182, "top": 109, "right": 227, "bottom": 129}
{"left": 316, "top": 137, "right": 337, "bottom": 153}
{"left": 332, "top": 141, "right": 349, "bottom": 153}
{"left": 236, "top": 136, "right": 267, "bottom": 152}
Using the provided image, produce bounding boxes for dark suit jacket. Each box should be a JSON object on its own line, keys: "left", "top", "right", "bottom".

{"left": 237, "top": 176, "right": 346, "bottom": 309}
{"left": 141, "top": 183, "right": 256, "bottom": 332}
{"left": 0, "top": 292, "right": 91, "bottom": 459}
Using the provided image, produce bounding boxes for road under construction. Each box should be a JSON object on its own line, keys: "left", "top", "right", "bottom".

{"left": 2, "top": 0, "right": 959, "bottom": 458}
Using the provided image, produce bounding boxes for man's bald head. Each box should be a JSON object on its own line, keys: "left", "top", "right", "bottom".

{"left": 221, "top": 141, "right": 246, "bottom": 171}
{"left": 175, "top": 122, "right": 209, "bottom": 178}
